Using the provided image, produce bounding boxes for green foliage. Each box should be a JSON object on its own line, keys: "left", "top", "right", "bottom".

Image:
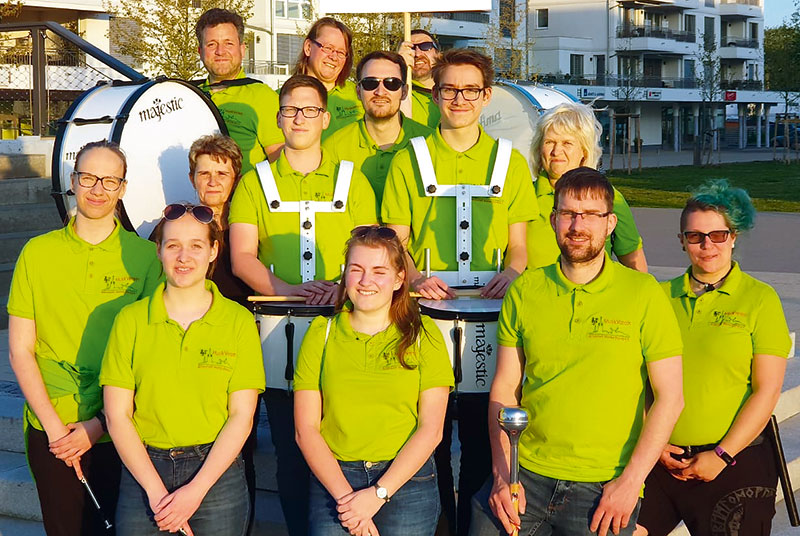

{"left": 105, "top": 0, "right": 254, "bottom": 80}
{"left": 0, "top": 1, "right": 20, "bottom": 21}
{"left": 765, "top": 25, "right": 800, "bottom": 109}
{"left": 484, "top": 0, "right": 533, "bottom": 79}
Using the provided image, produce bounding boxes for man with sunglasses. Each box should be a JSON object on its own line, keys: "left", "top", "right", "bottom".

{"left": 397, "top": 29, "right": 442, "bottom": 128}
{"left": 7, "top": 140, "right": 162, "bottom": 535}
{"left": 228, "top": 74, "right": 377, "bottom": 535}
{"left": 194, "top": 8, "right": 284, "bottom": 175}
{"left": 323, "top": 51, "right": 431, "bottom": 209}
{"left": 470, "top": 168, "right": 683, "bottom": 536}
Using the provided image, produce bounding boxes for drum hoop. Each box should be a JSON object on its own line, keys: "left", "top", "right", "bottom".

{"left": 254, "top": 303, "right": 335, "bottom": 317}
{"left": 419, "top": 305, "right": 499, "bottom": 322}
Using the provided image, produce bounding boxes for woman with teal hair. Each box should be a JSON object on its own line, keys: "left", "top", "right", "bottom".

{"left": 634, "top": 180, "right": 792, "bottom": 536}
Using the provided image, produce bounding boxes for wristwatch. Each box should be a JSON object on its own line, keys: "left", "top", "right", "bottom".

{"left": 374, "top": 484, "right": 390, "bottom": 503}
{"left": 714, "top": 445, "right": 737, "bottom": 466}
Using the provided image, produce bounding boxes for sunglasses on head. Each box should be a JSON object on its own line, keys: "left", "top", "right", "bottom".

{"left": 682, "top": 230, "right": 731, "bottom": 244}
{"left": 351, "top": 225, "right": 397, "bottom": 240}
{"left": 358, "top": 77, "right": 404, "bottom": 92}
{"left": 411, "top": 41, "right": 437, "bottom": 52}
{"left": 163, "top": 203, "right": 214, "bottom": 224}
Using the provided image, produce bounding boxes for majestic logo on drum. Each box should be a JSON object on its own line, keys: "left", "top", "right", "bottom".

{"left": 198, "top": 347, "right": 235, "bottom": 372}
{"left": 138, "top": 97, "right": 185, "bottom": 123}
{"left": 472, "top": 323, "right": 493, "bottom": 388}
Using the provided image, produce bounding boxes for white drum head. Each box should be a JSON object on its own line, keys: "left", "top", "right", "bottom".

{"left": 419, "top": 297, "right": 502, "bottom": 321}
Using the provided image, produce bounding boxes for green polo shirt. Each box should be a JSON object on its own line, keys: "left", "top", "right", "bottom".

{"left": 527, "top": 172, "right": 644, "bottom": 270}
{"left": 228, "top": 148, "right": 378, "bottom": 284}
{"left": 497, "top": 255, "right": 682, "bottom": 482}
{"left": 324, "top": 80, "right": 363, "bottom": 142}
{"left": 294, "top": 312, "right": 454, "bottom": 461}
{"left": 7, "top": 218, "right": 162, "bottom": 435}
{"left": 99, "top": 280, "right": 265, "bottom": 449}
{"left": 322, "top": 115, "right": 432, "bottom": 205}
{"left": 382, "top": 126, "right": 538, "bottom": 272}
{"left": 198, "top": 70, "right": 284, "bottom": 176}
{"left": 664, "top": 263, "right": 792, "bottom": 446}
{"left": 411, "top": 81, "right": 440, "bottom": 129}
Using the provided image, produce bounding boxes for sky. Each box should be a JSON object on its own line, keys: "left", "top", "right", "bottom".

{"left": 766, "top": 0, "right": 796, "bottom": 27}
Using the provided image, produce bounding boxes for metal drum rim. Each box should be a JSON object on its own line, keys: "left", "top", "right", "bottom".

{"left": 419, "top": 300, "right": 501, "bottom": 322}
{"left": 254, "top": 303, "right": 336, "bottom": 317}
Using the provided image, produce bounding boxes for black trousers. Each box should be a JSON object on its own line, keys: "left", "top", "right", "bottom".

{"left": 26, "top": 426, "right": 121, "bottom": 536}
{"left": 638, "top": 438, "right": 778, "bottom": 536}
{"left": 434, "top": 392, "right": 492, "bottom": 536}
{"left": 241, "top": 393, "right": 261, "bottom": 535}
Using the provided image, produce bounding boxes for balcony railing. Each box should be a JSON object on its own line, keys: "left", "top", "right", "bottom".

{"left": 426, "top": 12, "right": 490, "bottom": 24}
{"left": 244, "top": 60, "right": 290, "bottom": 75}
{"left": 617, "top": 24, "right": 696, "bottom": 42}
{"left": 539, "top": 73, "right": 698, "bottom": 88}
{"left": 720, "top": 37, "right": 759, "bottom": 48}
{"left": 720, "top": 0, "right": 760, "bottom": 5}
{"left": 720, "top": 79, "right": 763, "bottom": 90}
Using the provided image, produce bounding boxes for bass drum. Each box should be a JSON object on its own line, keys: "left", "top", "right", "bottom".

{"left": 52, "top": 78, "right": 227, "bottom": 238}
{"left": 480, "top": 81, "right": 577, "bottom": 170}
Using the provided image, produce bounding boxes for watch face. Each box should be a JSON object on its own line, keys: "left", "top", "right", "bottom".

{"left": 376, "top": 486, "right": 388, "bottom": 499}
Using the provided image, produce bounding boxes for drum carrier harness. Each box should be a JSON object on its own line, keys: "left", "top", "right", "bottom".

{"left": 409, "top": 136, "right": 513, "bottom": 287}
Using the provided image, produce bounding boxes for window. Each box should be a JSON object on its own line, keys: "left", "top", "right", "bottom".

{"left": 499, "top": 0, "right": 515, "bottom": 38}
{"left": 703, "top": 16, "right": 715, "bottom": 47}
{"left": 570, "top": 54, "right": 584, "bottom": 77}
{"left": 192, "top": 0, "right": 201, "bottom": 7}
{"left": 275, "top": 0, "right": 312, "bottom": 19}
{"left": 684, "top": 14, "right": 695, "bottom": 35}
{"left": 750, "top": 22, "right": 758, "bottom": 39}
{"left": 705, "top": 0, "right": 714, "bottom": 7}
{"left": 536, "top": 9, "right": 549, "bottom": 28}
{"left": 683, "top": 59, "right": 695, "bottom": 80}
{"left": 277, "top": 34, "right": 303, "bottom": 64}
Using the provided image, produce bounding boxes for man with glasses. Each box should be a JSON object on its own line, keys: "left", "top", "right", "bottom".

{"left": 194, "top": 8, "right": 284, "bottom": 175}
{"left": 470, "top": 168, "right": 683, "bottom": 536}
{"left": 7, "top": 140, "right": 162, "bottom": 535}
{"left": 382, "top": 48, "right": 537, "bottom": 536}
{"left": 398, "top": 29, "right": 442, "bottom": 128}
{"left": 323, "top": 50, "right": 431, "bottom": 210}
{"left": 228, "top": 74, "right": 377, "bottom": 536}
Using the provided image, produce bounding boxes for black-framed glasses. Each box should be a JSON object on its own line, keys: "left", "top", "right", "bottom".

{"left": 279, "top": 105, "right": 325, "bottom": 119}
{"left": 411, "top": 41, "right": 438, "bottom": 52}
{"left": 309, "top": 38, "right": 348, "bottom": 60}
{"left": 358, "top": 77, "right": 404, "bottom": 92}
{"left": 70, "top": 171, "right": 126, "bottom": 192}
{"left": 682, "top": 230, "right": 731, "bottom": 244}
{"left": 163, "top": 203, "right": 214, "bottom": 224}
{"left": 436, "top": 86, "right": 486, "bottom": 101}
{"left": 351, "top": 225, "right": 397, "bottom": 240}
{"left": 553, "top": 209, "right": 612, "bottom": 222}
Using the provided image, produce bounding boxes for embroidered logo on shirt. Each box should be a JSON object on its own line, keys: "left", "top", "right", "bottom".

{"left": 198, "top": 348, "right": 235, "bottom": 372}
{"left": 101, "top": 275, "right": 141, "bottom": 294}
{"left": 710, "top": 310, "right": 747, "bottom": 328}
{"left": 335, "top": 104, "right": 360, "bottom": 118}
{"left": 588, "top": 315, "right": 631, "bottom": 341}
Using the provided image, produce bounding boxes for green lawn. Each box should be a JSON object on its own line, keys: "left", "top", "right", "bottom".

{"left": 608, "top": 161, "right": 800, "bottom": 213}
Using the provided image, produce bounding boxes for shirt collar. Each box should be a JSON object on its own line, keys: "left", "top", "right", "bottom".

{"left": 275, "top": 147, "right": 335, "bottom": 179}
{"left": 64, "top": 217, "right": 123, "bottom": 253}
{"left": 336, "top": 309, "right": 402, "bottom": 342}
{"left": 671, "top": 261, "right": 742, "bottom": 299}
{"left": 357, "top": 115, "right": 414, "bottom": 151}
{"left": 552, "top": 252, "right": 615, "bottom": 296}
{"left": 411, "top": 80, "right": 433, "bottom": 94}
{"left": 431, "top": 125, "right": 493, "bottom": 162}
{"left": 148, "top": 279, "right": 227, "bottom": 326}
{"left": 534, "top": 171, "right": 554, "bottom": 197}
{"left": 201, "top": 68, "right": 246, "bottom": 88}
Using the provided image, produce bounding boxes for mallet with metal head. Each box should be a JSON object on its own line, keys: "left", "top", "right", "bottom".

{"left": 498, "top": 406, "right": 529, "bottom": 536}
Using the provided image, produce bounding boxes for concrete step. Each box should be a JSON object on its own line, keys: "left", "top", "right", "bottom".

{"left": 0, "top": 155, "right": 47, "bottom": 181}
{"left": 0, "top": 203, "right": 62, "bottom": 234}
{"left": 0, "top": 177, "right": 53, "bottom": 206}
{"left": 0, "top": 515, "right": 45, "bottom": 536}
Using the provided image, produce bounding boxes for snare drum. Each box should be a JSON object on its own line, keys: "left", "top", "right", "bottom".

{"left": 419, "top": 297, "right": 502, "bottom": 393}
{"left": 255, "top": 303, "right": 334, "bottom": 391}
{"left": 52, "top": 78, "right": 226, "bottom": 238}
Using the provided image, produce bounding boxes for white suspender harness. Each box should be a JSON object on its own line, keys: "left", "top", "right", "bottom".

{"left": 409, "top": 136, "right": 513, "bottom": 287}
{"left": 255, "top": 160, "right": 354, "bottom": 282}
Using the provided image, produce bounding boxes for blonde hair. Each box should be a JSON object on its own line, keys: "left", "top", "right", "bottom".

{"left": 531, "top": 102, "right": 603, "bottom": 178}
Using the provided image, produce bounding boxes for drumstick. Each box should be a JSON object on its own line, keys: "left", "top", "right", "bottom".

{"left": 248, "top": 288, "right": 487, "bottom": 302}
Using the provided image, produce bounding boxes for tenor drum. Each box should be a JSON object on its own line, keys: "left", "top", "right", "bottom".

{"left": 52, "top": 78, "right": 227, "bottom": 238}
{"left": 255, "top": 303, "right": 335, "bottom": 391}
{"left": 419, "top": 297, "right": 503, "bottom": 393}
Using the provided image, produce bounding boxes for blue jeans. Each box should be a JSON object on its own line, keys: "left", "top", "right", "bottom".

{"left": 309, "top": 456, "right": 441, "bottom": 536}
{"left": 116, "top": 443, "right": 249, "bottom": 536}
{"left": 469, "top": 467, "right": 641, "bottom": 536}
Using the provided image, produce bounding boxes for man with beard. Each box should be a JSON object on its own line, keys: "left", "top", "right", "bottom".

{"left": 397, "top": 30, "right": 442, "bottom": 128}
{"left": 195, "top": 8, "right": 284, "bottom": 175}
{"left": 469, "top": 167, "right": 684, "bottom": 536}
{"left": 323, "top": 50, "right": 431, "bottom": 209}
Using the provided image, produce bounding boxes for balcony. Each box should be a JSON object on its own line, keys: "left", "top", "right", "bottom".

{"left": 719, "top": 0, "right": 763, "bottom": 18}
{"left": 538, "top": 73, "right": 697, "bottom": 89}
{"left": 720, "top": 36, "right": 758, "bottom": 48}
{"left": 617, "top": 24, "right": 695, "bottom": 42}
{"left": 720, "top": 79, "right": 763, "bottom": 90}
{"left": 719, "top": 37, "right": 760, "bottom": 60}
{"left": 427, "top": 12, "right": 491, "bottom": 23}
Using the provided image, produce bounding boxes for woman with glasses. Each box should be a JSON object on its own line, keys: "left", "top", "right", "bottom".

{"left": 527, "top": 102, "right": 648, "bottom": 272}
{"left": 295, "top": 226, "right": 454, "bottom": 536}
{"left": 293, "top": 17, "right": 363, "bottom": 140}
{"left": 101, "top": 203, "right": 265, "bottom": 536}
{"left": 634, "top": 180, "right": 792, "bottom": 536}
{"left": 8, "top": 140, "right": 161, "bottom": 535}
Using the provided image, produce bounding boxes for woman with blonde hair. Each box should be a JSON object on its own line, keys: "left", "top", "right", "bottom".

{"left": 527, "top": 101, "right": 648, "bottom": 271}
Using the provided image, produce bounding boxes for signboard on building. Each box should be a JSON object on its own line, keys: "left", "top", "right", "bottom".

{"left": 578, "top": 87, "right": 605, "bottom": 100}
{"left": 319, "top": 0, "right": 489, "bottom": 12}
{"left": 724, "top": 90, "right": 737, "bottom": 102}
{"left": 646, "top": 90, "right": 662, "bottom": 100}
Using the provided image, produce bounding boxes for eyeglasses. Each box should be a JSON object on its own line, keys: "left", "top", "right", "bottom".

{"left": 163, "top": 203, "right": 214, "bottom": 224}
{"left": 682, "top": 230, "right": 731, "bottom": 244}
{"left": 279, "top": 106, "right": 326, "bottom": 118}
{"left": 411, "top": 41, "right": 438, "bottom": 52}
{"left": 553, "top": 209, "right": 612, "bottom": 222}
{"left": 358, "top": 77, "right": 404, "bottom": 92}
{"left": 436, "top": 86, "right": 486, "bottom": 101}
{"left": 71, "top": 171, "right": 126, "bottom": 192}
{"left": 309, "top": 38, "right": 348, "bottom": 60}
{"left": 351, "top": 225, "right": 398, "bottom": 240}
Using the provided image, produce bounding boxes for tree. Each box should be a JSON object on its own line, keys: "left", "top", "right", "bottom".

{"left": 484, "top": 0, "right": 534, "bottom": 79}
{"left": 765, "top": 25, "right": 800, "bottom": 115}
{"left": 695, "top": 31, "right": 722, "bottom": 165}
{"left": 0, "top": 1, "right": 21, "bottom": 22}
{"left": 105, "top": 0, "right": 254, "bottom": 80}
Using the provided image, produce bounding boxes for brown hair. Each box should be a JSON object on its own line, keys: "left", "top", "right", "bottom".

{"left": 336, "top": 226, "right": 421, "bottom": 369}
{"left": 553, "top": 167, "right": 615, "bottom": 212}
{"left": 74, "top": 140, "right": 127, "bottom": 179}
{"left": 195, "top": 8, "right": 245, "bottom": 46}
{"left": 293, "top": 17, "right": 353, "bottom": 88}
{"left": 356, "top": 50, "right": 407, "bottom": 84}
{"left": 151, "top": 204, "right": 224, "bottom": 278}
{"left": 279, "top": 74, "right": 328, "bottom": 108}
{"left": 188, "top": 134, "right": 243, "bottom": 182}
{"left": 432, "top": 48, "right": 493, "bottom": 88}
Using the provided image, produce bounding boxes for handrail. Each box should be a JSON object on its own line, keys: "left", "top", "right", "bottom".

{"left": 0, "top": 20, "right": 146, "bottom": 81}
